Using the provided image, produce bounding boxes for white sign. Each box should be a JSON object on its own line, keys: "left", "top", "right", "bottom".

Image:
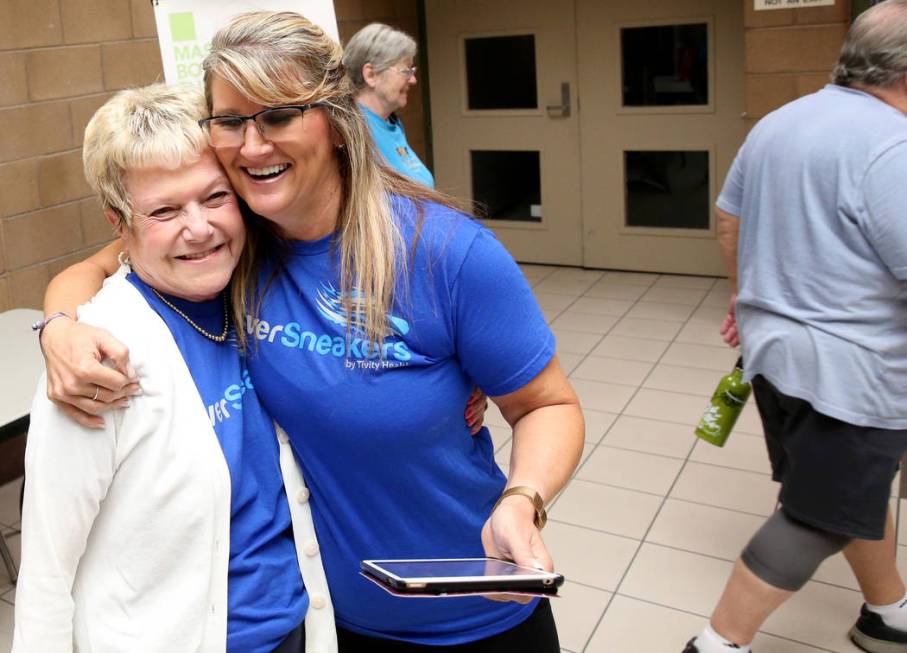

{"left": 153, "top": 0, "right": 338, "bottom": 87}
{"left": 755, "top": 0, "right": 835, "bottom": 9}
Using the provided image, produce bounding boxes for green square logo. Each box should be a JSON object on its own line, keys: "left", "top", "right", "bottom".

{"left": 169, "top": 12, "right": 196, "bottom": 42}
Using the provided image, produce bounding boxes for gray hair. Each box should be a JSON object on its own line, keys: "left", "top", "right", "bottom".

{"left": 832, "top": 0, "right": 907, "bottom": 88}
{"left": 341, "top": 23, "right": 417, "bottom": 90}
{"left": 82, "top": 83, "right": 208, "bottom": 227}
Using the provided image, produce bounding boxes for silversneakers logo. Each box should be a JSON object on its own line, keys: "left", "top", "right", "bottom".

{"left": 168, "top": 12, "right": 196, "bottom": 42}
{"left": 246, "top": 283, "right": 413, "bottom": 364}
{"left": 315, "top": 282, "right": 410, "bottom": 336}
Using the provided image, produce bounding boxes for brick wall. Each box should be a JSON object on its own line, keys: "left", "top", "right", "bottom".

{"left": 743, "top": 0, "right": 851, "bottom": 124}
{"left": 0, "top": 0, "right": 423, "bottom": 311}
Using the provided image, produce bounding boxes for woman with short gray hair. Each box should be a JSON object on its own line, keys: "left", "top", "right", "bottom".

{"left": 342, "top": 23, "right": 434, "bottom": 187}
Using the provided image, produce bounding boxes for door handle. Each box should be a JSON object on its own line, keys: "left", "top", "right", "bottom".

{"left": 546, "top": 82, "right": 571, "bottom": 118}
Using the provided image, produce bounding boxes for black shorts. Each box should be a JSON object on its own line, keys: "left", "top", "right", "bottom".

{"left": 335, "top": 599, "right": 559, "bottom": 652}
{"left": 752, "top": 375, "right": 907, "bottom": 540}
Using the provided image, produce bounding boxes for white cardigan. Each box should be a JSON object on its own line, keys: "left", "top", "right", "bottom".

{"left": 13, "top": 273, "right": 336, "bottom": 653}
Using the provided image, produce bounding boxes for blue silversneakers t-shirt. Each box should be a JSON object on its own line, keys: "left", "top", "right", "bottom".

{"left": 717, "top": 84, "right": 907, "bottom": 429}
{"left": 361, "top": 103, "right": 435, "bottom": 188}
{"left": 127, "top": 274, "right": 307, "bottom": 653}
{"left": 246, "top": 197, "right": 555, "bottom": 644}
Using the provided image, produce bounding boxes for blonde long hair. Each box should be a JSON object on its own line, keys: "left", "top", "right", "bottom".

{"left": 203, "top": 11, "right": 456, "bottom": 348}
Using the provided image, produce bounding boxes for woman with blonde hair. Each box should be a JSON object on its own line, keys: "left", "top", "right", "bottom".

{"left": 15, "top": 83, "right": 333, "bottom": 653}
{"left": 40, "top": 11, "right": 584, "bottom": 651}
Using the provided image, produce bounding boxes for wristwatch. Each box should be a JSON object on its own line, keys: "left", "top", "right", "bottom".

{"left": 492, "top": 485, "right": 548, "bottom": 530}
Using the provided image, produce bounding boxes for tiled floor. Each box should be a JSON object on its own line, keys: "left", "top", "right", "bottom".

{"left": 0, "top": 265, "right": 903, "bottom": 652}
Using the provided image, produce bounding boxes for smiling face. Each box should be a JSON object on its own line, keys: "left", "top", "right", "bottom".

{"left": 118, "top": 150, "right": 245, "bottom": 302}
{"left": 208, "top": 75, "right": 342, "bottom": 239}
{"left": 369, "top": 57, "right": 416, "bottom": 115}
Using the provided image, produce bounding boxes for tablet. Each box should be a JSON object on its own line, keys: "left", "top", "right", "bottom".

{"left": 360, "top": 558, "right": 564, "bottom": 596}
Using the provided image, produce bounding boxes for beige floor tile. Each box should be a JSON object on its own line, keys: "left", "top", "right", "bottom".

{"left": 640, "top": 286, "right": 708, "bottom": 306}
{"left": 0, "top": 600, "right": 13, "bottom": 653}
{"left": 653, "top": 275, "right": 717, "bottom": 290}
{"left": 571, "top": 379, "right": 638, "bottom": 414}
{"left": 549, "top": 267, "right": 605, "bottom": 282}
{"left": 578, "top": 447, "right": 684, "bottom": 496}
{"left": 571, "top": 356, "right": 653, "bottom": 387}
{"left": 534, "top": 292, "right": 578, "bottom": 313}
{"left": 569, "top": 297, "right": 635, "bottom": 317}
{"left": 670, "top": 462, "right": 779, "bottom": 516}
{"left": 892, "top": 469, "right": 901, "bottom": 498}
{"left": 543, "top": 307, "right": 564, "bottom": 324}
{"left": 519, "top": 263, "right": 557, "bottom": 280}
{"left": 534, "top": 275, "right": 599, "bottom": 296}
{"left": 611, "top": 318, "right": 683, "bottom": 342}
{"left": 813, "top": 552, "right": 860, "bottom": 591}
{"left": 558, "top": 352, "right": 585, "bottom": 376}
{"left": 762, "top": 580, "right": 864, "bottom": 653}
{"left": 712, "top": 278, "right": 732, "bottom": 291}
{"left": 487, "top": 424, "right": 511, "bottom": 452}
{"left": 549, "top": 479, "right": 662, "bottom": 539}
{"left": 689, "top": 433, "right": 772, "bottom": 475}
{"left": 625, "top": 302, "right": 696, "bottom": 322}
{"left": 690, "top": 305, "right": 729, "bottom": 325}
{"left": 584, "top": 282, "right": 648, "bottom": 301}
{"left": 1, "top": 586, "right": 14, "bottom": 605}
{"left": 484, "top": 402, "right": 508, "bottom": 428}
{"left": 0, "top": 535, "right": 19, "bottom": 588}
{"left": 661, "top": 342, "right": 740, "bottom": 371}
{"left": 752, "top": 632, "right": 847, "bottom": 653}
{"left": 0, "top": 481, "right": 21, "bottom": 529}
{"left": 899, "top": 500, "right": 907, "bottom": 545}
{"left": 646, "top": 499, "right": 763, "bottom": 561}
{"left": 590, "top": 335, "right": 670, "bottom": 363}
{"left": 551, "top": 311, "right": 618, "bottom": 335}
{"left": 550, "top": 581, "right": 612, "bottom": 653}
{"left": 553, "top": 328, "right": 605, "bottom": 356}
{"left": 602, "top": 416, "right": 697, "bottom": 459}
{"left": 585, "top": 594, "right": 706, "bottom": 653}
{"left": 644, "top": 364, "right": 721, "bottom": 397}
{"left": 583, "top": 409, "right": 619, "bottom": 444}
{"left": 735, "top": 402, "right": 765, "bottom": 435}
{"left": 675, "top": 321, "right": 728, "bottom": 347}
{"left": 702, "top": 288, "right": 731, "bottom": 307}
{"left": 619, "top": 543, "right": 731, "bottom": 615}
{"left": 602, "top": 271, "right": 659, "bottom": 286}
{"left": 545, "top": 521, "right": 638, "bottom": 591}
{"left": 624, "top": 388, "right": 706, "bottom": 426}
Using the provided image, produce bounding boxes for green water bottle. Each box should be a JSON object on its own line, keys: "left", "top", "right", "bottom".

{"left": 694, "top": 357, "right": 751, "bottom": 447}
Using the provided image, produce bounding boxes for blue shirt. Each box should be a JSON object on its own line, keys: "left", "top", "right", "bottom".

{"left": 246, "top": 198, "right": 554, "bottom": 644}
{"left": 717, "top": 84, "right": 907, "bottom": 428}
{"left": 361, "top": 103, "right": 435, "bottom": 187}
{"left": 127, "top": 274, "right": 308, "bottom": 653}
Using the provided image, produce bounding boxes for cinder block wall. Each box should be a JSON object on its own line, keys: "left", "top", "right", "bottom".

{"left": 743, "top": 0, "right": 851, "bottom": 125}
{"left": 0, "top": 0, "right": 423, "bottom": 310}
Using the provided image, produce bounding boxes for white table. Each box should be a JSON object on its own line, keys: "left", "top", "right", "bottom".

{"left": 0, "top": 308, "right": 44, "bottom": 584}
{"left": 0, "top": 308, "right": 45, "bottom": 428}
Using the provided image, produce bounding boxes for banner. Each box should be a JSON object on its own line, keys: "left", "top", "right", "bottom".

{"left": 754, "top": 0, "right": 835, "bottom": 8}
{"left": 152, "top": 0, "right": 338, "bottom": 87}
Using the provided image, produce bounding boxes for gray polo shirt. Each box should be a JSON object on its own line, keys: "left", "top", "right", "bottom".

{"left": 717, "top": 84, "right": 907, "bottom": 429}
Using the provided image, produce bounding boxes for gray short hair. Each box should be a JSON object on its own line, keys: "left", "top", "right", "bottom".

{"left": 832, "top": 0, "right": 907, "bottom": 88}
{"left": 341, "top": 23, "right": 417, "bottom": 90}
{"left": 82, "top": 83, "right": 208, "bottom": 227}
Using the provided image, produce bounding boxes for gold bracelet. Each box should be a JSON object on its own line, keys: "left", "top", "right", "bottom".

{"left": 491, "top": 486, "right": 548, "bottom": 530}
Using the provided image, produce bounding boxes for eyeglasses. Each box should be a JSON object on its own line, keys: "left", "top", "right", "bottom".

{"left": 395, "top": 66, "right": 417, "bottom": 80}
{"left": 198, "top": 104, "right": 324, "bottom": 147}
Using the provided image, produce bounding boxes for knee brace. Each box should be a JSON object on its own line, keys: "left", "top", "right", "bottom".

{"left": 741, "top": 509, "right": 851, "bottom": 592}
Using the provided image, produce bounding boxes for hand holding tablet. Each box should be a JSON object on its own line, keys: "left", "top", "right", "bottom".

{"left": 360, "top": 558, "right": 564, "bottom": 597}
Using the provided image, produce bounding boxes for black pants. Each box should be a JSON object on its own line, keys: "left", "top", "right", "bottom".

{"left": 336, "top": 600, "right": 560, "bottom": 652}
{"left": 272, "top": 622, "right": 305, "bottom": 653}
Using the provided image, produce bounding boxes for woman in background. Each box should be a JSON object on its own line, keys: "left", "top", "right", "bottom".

{"left": 342, "top": 23, "right": 435, "bottom": 187}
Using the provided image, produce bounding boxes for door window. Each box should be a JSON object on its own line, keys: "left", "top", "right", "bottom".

{"left": 621, "top": 23, "right": 709, "bottom": 107}
{"left": 471, "top": 150, "right": 542, "bottom": 222}
{"left": 624, "top": 150, "right": 710, "bottom": 229}
{"left": 465, "top": 35, "right": 538, "bottom": 110}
